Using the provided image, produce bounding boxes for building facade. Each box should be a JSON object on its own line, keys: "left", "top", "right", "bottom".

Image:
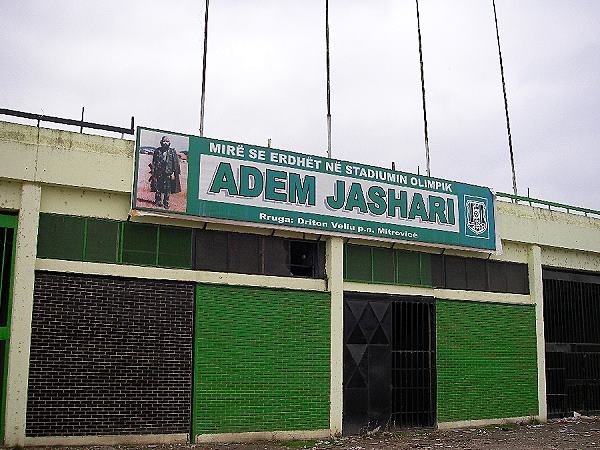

{"left": 1, "top": 120, "right": 599, "bottom": 446}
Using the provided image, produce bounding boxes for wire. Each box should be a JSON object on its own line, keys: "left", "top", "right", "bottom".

{"left": 326, "top": 0, "right": 332, "bottom": 158}
{"left": 415, "top": 0, "right": 431, "bottom": 177}
{"left": 199, "top": 0, "right": 210, "bottom": 137}
{"left": 492, "top": 0, "right": 518, "bottom": 197}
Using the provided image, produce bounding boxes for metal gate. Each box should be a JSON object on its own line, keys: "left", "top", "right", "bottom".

{"left": 0, "top": 214, "right": 17, "bottom": 440}
{"left": 544, "top": 269, "right": 600, "bottom": 418}
{"left": 343, "top": 293, "right": 435, "bottom": 434}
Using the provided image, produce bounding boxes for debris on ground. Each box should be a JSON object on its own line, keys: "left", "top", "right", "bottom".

{"left": 28, "top": 417, "right": 600, "bottom": 450}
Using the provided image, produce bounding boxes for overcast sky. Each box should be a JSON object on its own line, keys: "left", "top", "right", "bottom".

{"left": 2, "top": 1, "right": 600, "bottom": 210}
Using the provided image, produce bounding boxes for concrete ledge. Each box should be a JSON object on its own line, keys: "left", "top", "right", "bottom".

{"left": 434, "top": 289, "right": 532, "bottom": 305}
{"left": 195, "top": 429, "right": 331, "bottom": 444}
{"left": 437, "top": 416, "right": 540, "bottom": 430}
{"left": 344, "top": 282, "right": 532, "bottom": 305}
{"left": 24, "top": 433, "right": 188, "bottom": 446}
{"left": 35, "top": 259, "right": 328, "bottom": 292}
{"left": 344, "top": 282, "right": 434, "bottom": 297}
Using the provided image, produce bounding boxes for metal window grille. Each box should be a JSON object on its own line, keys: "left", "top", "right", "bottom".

{"left": 343, "top": 293, "right": 436, "bottom": 434}
{"left": 544, "top": 270, "right": 600, "bottom": 418}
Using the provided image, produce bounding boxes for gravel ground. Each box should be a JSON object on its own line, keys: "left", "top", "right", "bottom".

{"left": 27, "top": 417, "right": 600, "bottom": 450}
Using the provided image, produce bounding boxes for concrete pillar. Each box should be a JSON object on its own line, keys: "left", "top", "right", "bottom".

{"left": 528, "top": 245, "right": 547, "bottom": 422}
{"left": 326, "top": 237, "right": 344, "bottom": 435}
{"left": 4, "top": 183, "right": 41, "bottom": 446}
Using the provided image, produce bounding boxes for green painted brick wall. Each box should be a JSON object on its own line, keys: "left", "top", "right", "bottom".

{"left": 193, "top": 284, "right": 330, "bottom": 436}
{"left": 436, "top": 299, "right": 538, "bottom": 422}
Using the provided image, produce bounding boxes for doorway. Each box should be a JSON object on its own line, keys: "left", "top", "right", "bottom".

{"left": 544, "top": 269, "right": 600, "bottom": 418}
{"left": 343, "top": 293, "right": 436, "bottom": 434}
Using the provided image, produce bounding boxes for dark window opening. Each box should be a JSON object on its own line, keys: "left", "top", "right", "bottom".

{"left": 228, "top": 232, "right": 261, "bottom": 274}
{"left": 194, "top": 229, "right": 325, "bottom": 278}
{"left": 431, "top": 254, "right": 529, "bottom": 295}
{"left": 1, "top": 228, "right": 15, "bottom": 327}
{"left": 195, "top": 229, "right": 227, "bottom": 272}
{"left": 290, "top": 241, "right": 317, "bottom": 277}
{"left": 443, "top": 256, "right": 467, "bottom": 290}
{"left": 264, "top": 237, "right": 291, "bottom": 277}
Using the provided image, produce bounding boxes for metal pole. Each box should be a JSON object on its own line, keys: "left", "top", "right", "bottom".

{"left": 80, "top": 107, "right": 84, "bottom": 133}
{"left": 199, "top": 0, "right": 210, "bottom": 137}
{"left": 415, "top": 0, "right": 431, "bottom": 177}
{"left": 326, "top": 0, "right": 332, "bottom": 158}
{"left": 492, "top": 0, "right": 518, "bottom": 197}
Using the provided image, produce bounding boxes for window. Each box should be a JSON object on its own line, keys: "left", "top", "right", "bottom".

{"left": 290, "top": 241, "right": 321, "bottom": 277}
{"left": 38, "top": 214, "right": 193, "bottom": 269}
{"left": 38, "top": 214, "right": 85, "bottom": 260}
{"left": 85, "top": 218, "right": 119, "bottom": 263}
{"left": 396, "top": 250, "right": 423, "bottom": 286}
{"left": 228, "top": 232, "right": 261, "bottom": 274}
{"left": 195, "top": 230, "right": 227, "bottom": 272}
{"left": 373, "top": 247, "right": 395, "bottom": 283}
{"left": 121, "top": 222, "right": 192, "bottom": 269}
{"left": 121, "top": 222, "right": 158, "bottom": 266}
{"left": 344, "top": 244, "right": 372, "bottom": 281}
{"left": 194, "top": 229, "right": 325, "bottom": 278}
{"left": 432, "top": 254, "right": 529, "bottom": 294}
{"left": 344, "top": 244, "right": 432, "bottom": 286}
{"left": 344, "top": 243, "right": 529, "bottom": 294}
{"left": 158, "top": 226, "right": 192, "bottom": 269}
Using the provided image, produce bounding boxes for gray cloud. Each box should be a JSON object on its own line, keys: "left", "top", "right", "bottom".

{"left": 2, "top": 0, "right": 599, "bottom": 210}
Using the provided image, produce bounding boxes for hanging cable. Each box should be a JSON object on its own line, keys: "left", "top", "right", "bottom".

{"left": 199, "top": 0, "right": 210, "bottom": 137}
{"left": 326, "top": 0, "right": 332, "bottom": 158}
{"left": 415, "top": 0, "right": 431, "bottom": 177}
{"left": 492, "top": 0, "right": 518, "bottom": 197}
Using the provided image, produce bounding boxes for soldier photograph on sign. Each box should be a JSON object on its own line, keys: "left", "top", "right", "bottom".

{"left": 135, "top": 129, "right": 188, "bottom": 212}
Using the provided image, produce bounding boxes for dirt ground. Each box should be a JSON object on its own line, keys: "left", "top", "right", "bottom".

{"left": 27, "top": 417, "right": 600, "bottom": 450}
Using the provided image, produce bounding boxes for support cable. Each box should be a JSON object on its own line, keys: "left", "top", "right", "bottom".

{"left": 492, "top": 0, "right": 518, "bottom": 197}
{"left": 199, "top": 0, "right": 210, "bottom": 137}
{"left": 415, "top": 0, "right": 431, "bottom": 177}
{"left": 326, "top": 0, "right": 332, "bottom": 158}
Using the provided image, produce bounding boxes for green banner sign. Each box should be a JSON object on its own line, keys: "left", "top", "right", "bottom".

{"left": 132, "top": 127, "right": 498, "bottom": 252}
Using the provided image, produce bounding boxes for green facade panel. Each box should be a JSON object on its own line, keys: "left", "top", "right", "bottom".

{"left": 37, "top": 214, "right": 85, "bottom": 261}
{"left": 157, "top": 226, "right": 192, "bottom": 269}
{"left": 121, "top": 222, "right": 158, "bottom": 266}
{"left": 344, "top": 243, "right": 432, "bottom": 287}
{"left": 193, "top": 284, "right": 330, "bottom": 436}
{"left": 84, "top": 218, "right": 119, "bottom": 263}
{"left": 372, "top": 247, "right": 395, "bottom": 283}
{"left": 37, "top": 213, "right": 193, "bottom": 270}
{"left": 436, "top": 300, "right": 538, "bottom": 422}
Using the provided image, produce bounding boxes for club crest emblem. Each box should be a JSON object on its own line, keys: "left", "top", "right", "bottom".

{"left": 465, "top": 198, "right": 488, "bottom": 236}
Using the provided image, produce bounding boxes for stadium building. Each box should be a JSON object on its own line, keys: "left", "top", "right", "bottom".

{"left": 0, "top": 119, "right": 599, "bottom": 446}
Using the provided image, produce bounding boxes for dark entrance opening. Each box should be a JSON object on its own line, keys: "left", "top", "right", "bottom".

{"left": 544, "top": 269, "right": 600, "bottom": 418}
{"left": 343, "top": 293, "right": 435, "bottom": 434}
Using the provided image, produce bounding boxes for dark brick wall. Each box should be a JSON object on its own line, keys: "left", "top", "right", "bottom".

{"left": 26, "top": 271, "right": 194, "bottom": 437}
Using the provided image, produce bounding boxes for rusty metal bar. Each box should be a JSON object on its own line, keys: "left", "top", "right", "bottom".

{"left": 0, "top": 108, "right": 134, "bottom": 135}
